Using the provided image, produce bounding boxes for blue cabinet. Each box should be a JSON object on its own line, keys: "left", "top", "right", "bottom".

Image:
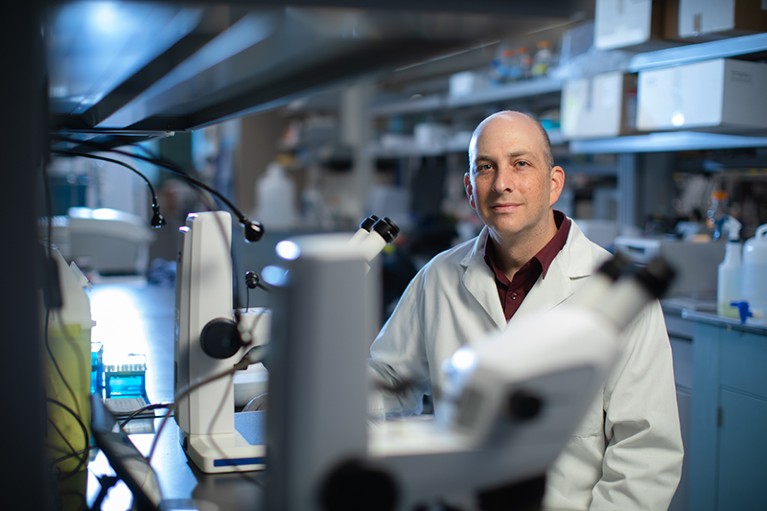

{"left": 689, "top": 320, "right": 767, "bottom": 511}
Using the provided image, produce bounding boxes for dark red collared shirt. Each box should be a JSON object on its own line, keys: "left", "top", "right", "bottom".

{"left": 484, "top": 211, "right": 571, "bottom": 321}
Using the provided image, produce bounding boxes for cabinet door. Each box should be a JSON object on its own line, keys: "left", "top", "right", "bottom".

{"left": 717, "top": 388, "right": 767, "bottom": 510}
{"left": 668, "top": 387, "right": 691, "bottom": 511}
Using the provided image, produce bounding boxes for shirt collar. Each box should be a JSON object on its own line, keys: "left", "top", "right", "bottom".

{"left": 483, "top": 210, "right": 571, "bottom": 279}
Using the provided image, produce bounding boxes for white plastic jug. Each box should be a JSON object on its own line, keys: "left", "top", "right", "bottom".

{"left": 742, "top": 223, "right": 767, "bottom": 322}
{"left": 255, "top": 162, "right": 297, "bottom": 231}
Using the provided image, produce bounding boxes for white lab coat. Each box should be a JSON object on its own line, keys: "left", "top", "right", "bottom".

{"left": 369, "top": 219, "right": 684, "bottom": 510}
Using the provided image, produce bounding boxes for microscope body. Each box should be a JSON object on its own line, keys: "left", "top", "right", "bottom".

{"left": 262, "top": 235, "right": 669, "bottom": 510}
{"left": 174, "top": 211, "right": 267, "bottom": 473}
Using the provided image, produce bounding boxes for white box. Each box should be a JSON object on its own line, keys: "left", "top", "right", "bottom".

{"left": 595, "top": 0, "right": 674, "bottom": 50}
{"left": 449, "top": 71, "right": 490, "bottom": 97}
{"left": 561, "top": 71, "right": 638, "bottom": 139}
{"left": 637, "top": 58, "right": 767, "bottom": 132}
{"left": 678, "top": 0, "right": 767, "bottom": 40}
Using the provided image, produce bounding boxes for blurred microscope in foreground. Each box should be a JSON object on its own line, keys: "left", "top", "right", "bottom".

{"left": 140, "top": 200, "right": 679, "bottom": 509}
{"left": 260, "top": 234, "right": 675, "bottom": 510}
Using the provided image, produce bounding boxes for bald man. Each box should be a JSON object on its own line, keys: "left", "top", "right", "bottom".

{"left": 369, "top": 111, "right": 683, "bottom": 510}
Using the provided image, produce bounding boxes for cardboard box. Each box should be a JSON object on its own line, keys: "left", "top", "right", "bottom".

{"left": 595, "top": 0, "right": 680, "bottom": 50}
{"left": 561, "top": 71, "right": 638, "bottom": 139}
{"left": 678, "top": 0, "right": 767, "bottom": 40}
{"left": 637, "top": 58, "right": 767, "bottom": 132}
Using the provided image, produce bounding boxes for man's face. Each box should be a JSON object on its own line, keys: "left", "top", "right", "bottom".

{"left": 464, "top": 113, "right": 564, "bottom": 246}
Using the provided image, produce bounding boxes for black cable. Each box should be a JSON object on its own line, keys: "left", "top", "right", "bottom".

{"left": 46, "top": 397, "right": 91, "bottom": 478}
{"left": 52, "top": 135, "right": 256, "bottom": 312}
{"left": 52, "top": 445, "right": 94, "bottom": 466}
{"left": 123, "top": 142, "right": 256, "bottom": 313}
{"left": 51, "top": 134, "right": 264, "bottom": 242}
{"left": 118, "top": 401, "right": 173, "bottom": 428}
{"left": 51, "top": 149, "right": 167, "bottom": 228}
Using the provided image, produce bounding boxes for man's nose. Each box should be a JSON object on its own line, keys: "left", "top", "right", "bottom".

{"left": 493, "top": 167, "right": 514, "bottom": 193}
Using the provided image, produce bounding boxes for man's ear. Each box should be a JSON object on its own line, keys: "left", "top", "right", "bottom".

{"left": 549, "top": 165, "right": 565, "bottom": 207}
{"left": 464, "top": 172, "right": 476, "bottom": 209}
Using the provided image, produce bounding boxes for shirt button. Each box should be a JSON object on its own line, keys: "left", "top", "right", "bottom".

{"left": 511, "top": 292, "right": 518, "bottom": 300}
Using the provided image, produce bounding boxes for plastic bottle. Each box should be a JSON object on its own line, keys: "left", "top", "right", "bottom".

{"left": 255, "top": 161, "right": 298, "bottom": 231}
{"left": 706, "top": 189, "right": 729, "bottom": 240}
{"left": 531, "top": 39, "right": 555, "bottom": 78}
{"left": 45, "top": 247, "right": 94, "bottom": 473}
{"left": 515, "top": 47, "right": 532, "bottom": 81}
{"left": 498, "top": 47, "right": 517, "bottom": 83}
{"left": 742, "top": 223, "right": 767, "bottom": 323}
{"left": 717, "top": 216, "right": 743, "bottom": 319}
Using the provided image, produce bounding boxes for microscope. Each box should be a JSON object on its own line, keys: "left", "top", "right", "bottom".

{"left": 174, "top": 212, "right": 674, "bottom": 508}
{"left": 260, "top": 234, "right": 674, "bottom": 510}
{"left": 173, "top": 211, "right": 399, "bottom": 474}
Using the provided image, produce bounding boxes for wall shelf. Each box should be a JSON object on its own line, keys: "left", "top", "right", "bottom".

{"left": 569, "top": 131, "right": 767, "bottom": 155}
{"left": 628, "top": 32, "right": 767, "bottom": 72}
{"left": 369, "top": 76, "right": 563, "bottom": 117}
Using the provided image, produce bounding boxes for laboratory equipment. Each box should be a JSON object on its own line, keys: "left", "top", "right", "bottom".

{"left": 91, "top": 341, "right": 103, "bottom": 395}
{"left": 44, "top": 247, "right": 94, "bottom": 474}
{"left": 262, "top": 234, "right": 674, "bottom": 510}
{"left": 742, "top": 223, "right": 767, "bottom": 323}
{"left": 103, "top": 353, "right": 148, "bottom": 399}
{"left": 174, "top": 210, "right": 399, "bottom": 473}
{"left": 90, "top": 394, "right": 206, "bottom": 511}
{"left": 614, "top": 235, "right": 724, "bottom": 298}
{"left": 254, "top": 161, "right": 298, "bottom": 231}
{"left": 348, "top": 214, "right": 379, "bottom": 244}
{"left": 174, "top": 210, "right": 270, "bottom": 473}
{"left": 348, "top": 215, "right": 400, "bottom": 265}
{"left": 717, "top": 216, "right": 743, "bottom": 318}
{"left": 54, "top": 207, "right": 156, "bottom": 275}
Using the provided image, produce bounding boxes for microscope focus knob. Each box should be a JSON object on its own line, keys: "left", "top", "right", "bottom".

{"left": 319, "top": 458, "right": 398, "bottom": 511}
{"left": 508, "top": 389, "right": 543, "bottom": 421}
{"left": 199, "top": 318, "right": 241, "bottom": 359}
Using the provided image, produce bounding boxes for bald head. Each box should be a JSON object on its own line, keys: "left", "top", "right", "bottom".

{"left": 469, "top": 111, "right": 554, "bottom": 169}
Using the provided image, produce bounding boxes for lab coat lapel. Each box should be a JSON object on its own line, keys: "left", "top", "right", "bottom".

{"left": 512, "top": 256, "right": 575, "bottom": 320}
{"left": 509, "top": 219, "right": 600, "bottom": 325}
{"left": 461, "top": 229, "right": 507, "bottom": 329}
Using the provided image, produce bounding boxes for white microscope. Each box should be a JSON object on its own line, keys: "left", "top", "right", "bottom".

{"left": 173, "top": 210, "right": 399, "bottom": 474}
{"left": 260, "top": 234, "right": 674, "bottom": 510}
{"left": 174, "top": 212, "right": 675, "bottom": 508}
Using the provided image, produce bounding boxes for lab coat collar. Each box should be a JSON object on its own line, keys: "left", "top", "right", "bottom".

{"left": 459, "top": 219, "right": 602, "bottom": 329}
{"left": 461, "top": 228, "right": 506, "bottom": 328}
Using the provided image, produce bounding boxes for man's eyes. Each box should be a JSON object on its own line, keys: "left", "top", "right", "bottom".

{"left": 475, "top": 160, "right": 531, "bottom": 172}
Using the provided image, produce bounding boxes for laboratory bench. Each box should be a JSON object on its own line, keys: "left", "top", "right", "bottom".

{"left": 84, "top": 415, "right": 266, "bottom": 511}
{"left": 82, "top": 278, "right": 767, "bottom": 511}
{"left": 662, "top": 299, "right": 767, "bottom": 511}
{"left": 83, "top": 278, "right": 267, "bottom": 511}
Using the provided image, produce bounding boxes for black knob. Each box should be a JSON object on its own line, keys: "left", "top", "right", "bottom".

{"left": 199, "top": 318, "right": 241, "bottom": 359}
{"left": 243, "top": 219, "right": 265, "bottom": 243}
{"left": 508, "top": 389, "right": 543, "bottom": 421}
{"left": 319, "top": 458, "right": 398, "bottom": 511}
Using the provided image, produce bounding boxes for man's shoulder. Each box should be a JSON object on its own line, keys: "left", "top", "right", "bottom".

{"left": 563, "top": 220, "right": 613, "bottom": 271}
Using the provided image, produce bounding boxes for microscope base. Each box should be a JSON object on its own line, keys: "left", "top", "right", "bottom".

{"left": 181, "top": 410, "right": 267, "bottom": 473}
